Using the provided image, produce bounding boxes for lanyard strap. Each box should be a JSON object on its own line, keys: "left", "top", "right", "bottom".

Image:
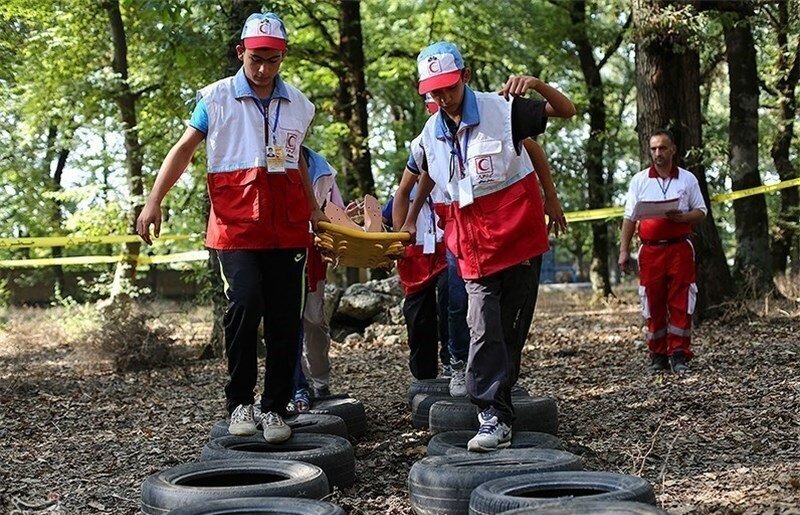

{"left": 426, "top": 196, "right": 436, "bottom": 234}
{"left": 657, "top": 177, "right": 673, "bottom": 199}
{"left": 440, "top": 115, "right": 471, "bottom": 178}
{"left": 254, "top": 97, "right": 282, "bottom": 145}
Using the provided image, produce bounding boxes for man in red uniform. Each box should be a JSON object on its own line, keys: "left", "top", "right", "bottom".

{"left": 619, "top": 129, "right": 707, "bottom": 374}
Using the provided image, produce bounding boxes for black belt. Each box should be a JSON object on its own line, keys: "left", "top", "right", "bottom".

{"left": 641, "top": 236, "right": 689, "bottom": 246}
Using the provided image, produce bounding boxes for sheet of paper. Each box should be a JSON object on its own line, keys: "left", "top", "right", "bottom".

{"left": 631, "top": 198, "right": 680, "bottom": 221}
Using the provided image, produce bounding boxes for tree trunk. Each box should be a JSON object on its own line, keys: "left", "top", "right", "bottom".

{"left": 724, "top": 12, "right": 773, "bottom": 297}
{"left": 339, "top": 0, "right": 374, "bottom": 199}
{"left": 569, "top": 0, "right": 612, "bottom": 297}
{"left": 52, "top": 146, "right": 69, "bottom": 295}
{"left": 106, "top": 0, "right": 143, "bottom": 298}
{"left": 43, "top": 125, "right": 66, "bottom": 295}
{"left": 634, "top": 0, "right": 734, "bottom": 317}
{"left": 769, "top": 0, "right": 800, "bottom": 278}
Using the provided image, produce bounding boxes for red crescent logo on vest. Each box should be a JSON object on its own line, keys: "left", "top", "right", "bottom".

{"left": 285, "top": 130, "right": 300, "bottom": 159}
{"left": 476, "top": 157, "right": 492, "bottom": 172}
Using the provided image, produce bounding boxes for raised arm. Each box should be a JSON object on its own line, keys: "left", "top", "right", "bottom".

{"left": 499, "top": 76, "right": 576, "bottom": 118}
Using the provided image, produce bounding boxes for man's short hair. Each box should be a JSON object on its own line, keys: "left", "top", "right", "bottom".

{"left": 650, "top": 129, "right": 675, "bottom": 145}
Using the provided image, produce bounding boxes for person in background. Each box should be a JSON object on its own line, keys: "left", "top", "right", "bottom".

{"left": 619, "top": 129, "right": 707, "bottom": 374}
{"left": 288, "top": 146, "right": 346, "bottom": 413}
{"left": 383, "top": 173, "right": 452, "bottom": 383}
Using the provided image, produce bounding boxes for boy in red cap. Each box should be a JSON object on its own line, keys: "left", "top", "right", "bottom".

{"left": 137, "top": 12, "right": 326, "bottom": 443}
{"left": 400, "top": 41, "right": 575, "bottom": 451}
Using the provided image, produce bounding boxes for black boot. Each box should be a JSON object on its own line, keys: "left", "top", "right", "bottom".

{"left": 670, "top": 351, "right": 689, "bottom": 374}
{"left": 648, "top": 353, "right": 669, "bottom": 373}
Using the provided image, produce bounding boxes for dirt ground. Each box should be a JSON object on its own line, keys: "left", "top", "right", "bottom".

{"left": 0, "top": 289, "right": 798, "bottom": 514}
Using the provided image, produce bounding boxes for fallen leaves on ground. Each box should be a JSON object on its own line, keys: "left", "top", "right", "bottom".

{"left": 0, "top": 291, "right": 798, "bottom": 514}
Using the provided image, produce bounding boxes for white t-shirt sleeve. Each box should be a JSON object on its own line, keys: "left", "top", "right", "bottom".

{"left": 623, "top": 173, "right": 641, "bottom": 220}
{"left": 685, "top": 173, "right": 708, "bottom": 214}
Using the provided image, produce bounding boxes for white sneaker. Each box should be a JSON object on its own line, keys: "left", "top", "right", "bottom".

{"left": 467, "top": 410, "right": 512, "bottom": 452}
{"left": 449, "top": 360, "right": 467, "bottom": 397}
{"left": 262, "top": 411, "right": 292, "bottom": 443}
{"left": 228, "top": 404, "right": 257, "bottom": 436}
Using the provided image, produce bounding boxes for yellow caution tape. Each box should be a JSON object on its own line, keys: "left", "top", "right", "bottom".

{"left": 564, "top": 206, "right": 624, "bottom": 223}
{"left": 140, "top": 251, "right": 209, "bottom": 264}
{"left": 0, "top": 250, "right": 209, "bottom": 268}
{"left": 711, "top": 177, "right": 800, "bottom": 203}
{"left": 561, "top": 177, "right": 800, "bottom": 223}
{"left": 1, "top": 177, "right": 798, "bottom": 268}
{"left": 0, "top": 233, "right": 194, "bottom": 250}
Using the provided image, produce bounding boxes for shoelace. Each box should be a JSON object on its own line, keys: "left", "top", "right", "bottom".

{"left": 232, "top": 406, "right": 251, "bottom": 423}
{"left": 264, "top": 412, "right": 284, "bottom": 426}
{"left": 477, "top": 421, "right": 497, "bottom": 435}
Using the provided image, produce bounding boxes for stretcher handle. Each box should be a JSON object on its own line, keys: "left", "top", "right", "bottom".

{"left": 317, "top": 221, "right": 411, "bottom": 242}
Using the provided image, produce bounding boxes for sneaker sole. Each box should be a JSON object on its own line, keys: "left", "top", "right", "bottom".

{"left": 467, "top": 439, "right": 512, "bottom": 452}
{"left": 228, "top": 423, "right": 257, "bottom": 436}
{"left": 263, "top": 428, "right": 292, "bottom": 443}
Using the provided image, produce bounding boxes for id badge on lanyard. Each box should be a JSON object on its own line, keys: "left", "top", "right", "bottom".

{"left": 263, "top": 99, "right": 286, "bottom": 173}
{"left": 422, "top": 197, "right": 436, "bottom": 254}
{"left": 450, "top": 125, "right": 473, "bottom": 207}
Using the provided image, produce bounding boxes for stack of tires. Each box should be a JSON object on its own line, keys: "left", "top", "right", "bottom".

{"left": 140, "top": 395, "right": 366, "bottom": 514}
{"left": 407, "top": 379, "right": 666, "bottom": 514}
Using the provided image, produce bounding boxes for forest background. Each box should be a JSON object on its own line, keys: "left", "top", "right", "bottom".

{"left": 1, "top": 0, "right": 798, "bottom": 345}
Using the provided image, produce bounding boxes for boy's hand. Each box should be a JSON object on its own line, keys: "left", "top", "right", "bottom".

{"left": 544, "top": 195, "right": 567, "bottom": 236}
{"left": 311, "top": 208, "right": 330, "bottom": 233}
{"left": 498, "top": 75, "right": 541, "bottom": 101}
{"left": 399, "top": 220, "right": 416, "bottom": 244}
{"left": 136, "top": 202, "right": 162, "bottom": 245}
{"left": 665, "top": 210, "right": 686, "bottom": 223}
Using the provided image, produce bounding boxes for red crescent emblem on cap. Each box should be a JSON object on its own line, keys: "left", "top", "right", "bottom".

{"left": 428, "top": 60, "right": 441, "bottom": 74}
{"left": 258, "top": 20, "right": 271, "bottom": 34}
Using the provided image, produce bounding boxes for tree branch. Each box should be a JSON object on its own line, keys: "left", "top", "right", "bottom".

{"left": 700, "top": 49, "right": 726, "bottom": 84}
{"left": 133, "top": 83, "right": 161, "bottom": 98}
{"left": 296, "top": 0, "right": 338, "bottom": 52}
{"left": 759, "top": 78, "right": 778, "bottom": 97}
{"left": 598, "top": 13, "right": 632, "bottom": 70}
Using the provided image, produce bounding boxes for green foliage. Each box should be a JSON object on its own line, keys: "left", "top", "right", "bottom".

{"left": 1, "top": 0, "right": 798, "bottom": 291}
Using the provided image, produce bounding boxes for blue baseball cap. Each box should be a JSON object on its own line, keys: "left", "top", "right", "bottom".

{"left": 241, "top": 13, "right": 287, "bottom": 51}
{"left": 417, "top": 41, "right": 464, "bottom": 94}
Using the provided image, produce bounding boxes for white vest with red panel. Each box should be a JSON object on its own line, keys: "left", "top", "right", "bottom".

{"left": 200, "top": 76, "right": 315, "bottom": 250}
{"left": 419, "top": 92, "right": 549, "bottom": 279}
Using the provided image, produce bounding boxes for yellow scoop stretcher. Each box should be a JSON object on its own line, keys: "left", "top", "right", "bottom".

{"left": 315, "top": 221, "right": 409, "bottom": 268}
{"left": 315, "top": 197, "right": 410, "bottom": 268}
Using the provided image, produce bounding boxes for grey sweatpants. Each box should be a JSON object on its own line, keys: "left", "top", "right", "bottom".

{"left": 464, "top": 257, "right": 542, "bottom": 424}
{"left": 301, "top": 279, "right": 331, "bottom": 389}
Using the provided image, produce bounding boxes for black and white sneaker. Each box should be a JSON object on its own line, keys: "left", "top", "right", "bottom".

{"left": 467, "top": 410, "right": 512, "bottom": 452}
{"left": 262, "top": 411, "right": 292, "bottom": 443}
{"left": 448, "top": 360, "right": 467, "bottom": 397}
{"left": 228, "top": 404, "right": 257, "bottom": 436}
